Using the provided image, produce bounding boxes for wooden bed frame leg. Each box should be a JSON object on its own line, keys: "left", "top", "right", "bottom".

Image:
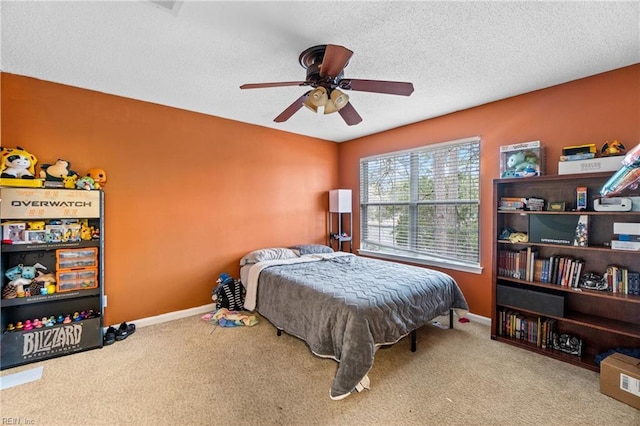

{"left": 276, "top": 329, "right": 282, "bottom": 336}
{"left": 410, "top": 330, "right": 416, "bottom": 352}
{"left": 449, "top": 308, "right": 454, "bottom": 329}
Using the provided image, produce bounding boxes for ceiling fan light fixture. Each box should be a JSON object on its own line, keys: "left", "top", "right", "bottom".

{"left": 324, "top": 89, "right": 349, "bottom": 114}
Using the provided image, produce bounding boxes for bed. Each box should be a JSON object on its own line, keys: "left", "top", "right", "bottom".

{"left": 239, "top": 245, "right": 469, "bottom": 400}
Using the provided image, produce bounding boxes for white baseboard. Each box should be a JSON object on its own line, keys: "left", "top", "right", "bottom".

{"left": 105, "top": 303, "right": 215, "bottom": 330}
{"left": 106, "top": 303, "right": 490, "bottom": 330}
{"left": 466, "top": 312, "right": 491, "bottom": 326}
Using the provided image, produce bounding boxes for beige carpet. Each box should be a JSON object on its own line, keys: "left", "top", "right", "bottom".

{"left": 1, "top": 313, "right": 638, "bottom": 425}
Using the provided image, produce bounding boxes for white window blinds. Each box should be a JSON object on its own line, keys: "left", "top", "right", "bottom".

{"left": 360, "top": 137, "right": 481, "bottom": 269}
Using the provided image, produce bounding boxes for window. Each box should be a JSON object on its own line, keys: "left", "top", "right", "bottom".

{"left": 359, "top": 137, "right": 481, "bottom": 273}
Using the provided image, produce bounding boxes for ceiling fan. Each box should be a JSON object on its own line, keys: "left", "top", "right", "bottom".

{"left": 240, "top": 44, "right": 414, "bottom": 126}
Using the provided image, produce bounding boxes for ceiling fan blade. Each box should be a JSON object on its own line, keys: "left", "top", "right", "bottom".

{"left": 340, "top": 79, "right": 414, "bottom": 96}
{"left": 274, "top": 91, "right": 310, "bottom": 123}
{"left": 240, "top": 81, "right": 307, "bottom": 89}
{"left": 319, "top": 44, "right": 353, "bottom": 78}
{"left": 338, "top": 102, "right": 363, "bottom": 126}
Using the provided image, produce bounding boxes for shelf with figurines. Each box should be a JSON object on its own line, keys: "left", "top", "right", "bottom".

{"left": 1, "top": 146, "right": 106, "bottom": 190}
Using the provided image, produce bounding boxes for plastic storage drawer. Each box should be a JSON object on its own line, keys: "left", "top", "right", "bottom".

{"left": 56, "top": 247, "right": 98, "bottom": 269}
{"left": 56, "top": 268, "right": 98, "bottom": 292}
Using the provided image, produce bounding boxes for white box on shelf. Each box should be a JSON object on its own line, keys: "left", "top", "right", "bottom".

{"left": 613, "top": 222, "right": 640, "bottom": 236}
{"left": 611, "top": 240, "right": 640, "bottom": 251}
{"left": 558, "top": 156, "right": 624, "bottom": 175}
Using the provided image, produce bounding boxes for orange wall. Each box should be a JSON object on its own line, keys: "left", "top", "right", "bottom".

{"left": 3, "top": 65, "right": 639, "bottom": 323}
{"left": 339, "top": 64, "right": 640, "bottom": 318}
{"left": 1, "top": 73, "right": 339, "bottom": 325}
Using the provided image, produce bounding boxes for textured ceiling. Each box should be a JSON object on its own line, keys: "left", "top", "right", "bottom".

{"left": 2, "top": 1, "right": 639, "bottom": 143}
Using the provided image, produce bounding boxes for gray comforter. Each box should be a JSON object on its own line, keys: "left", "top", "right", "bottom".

{"left": 253, "top": 253, "right": 469, "bottom": 399}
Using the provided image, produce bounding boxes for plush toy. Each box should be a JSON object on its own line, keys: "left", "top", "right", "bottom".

{"left": 34, "top": 271, "right": 56, "bottom": 285}
{"left": 1, "top": 146, "right": 38, "bottom": 179}
{"left": 39, "top": 159, "right": 77, "bottom": 182}
{"left": 86, "top": 168, "right": 107, "bottom": 187}
{"left": 506, "top": 151, "right": 539, "bottom": 171}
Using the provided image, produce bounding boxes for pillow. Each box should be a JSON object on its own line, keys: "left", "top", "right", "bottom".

{"left": 289, "top": 244, "right": 334, "bottom": 255}
{"left": 239, "top": 247, "right": 299, "bottom": 266}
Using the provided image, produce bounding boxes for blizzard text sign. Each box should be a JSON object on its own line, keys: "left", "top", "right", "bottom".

{"left": 23, "top": 323, "right": 83, "bottom": 357}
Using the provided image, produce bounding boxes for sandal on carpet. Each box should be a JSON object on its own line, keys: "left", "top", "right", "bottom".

{"left": 103, "top": 326, "right": 117, "bottom": 345}
{"left": 115, "top": 322, "right": 136, "bottom": 341}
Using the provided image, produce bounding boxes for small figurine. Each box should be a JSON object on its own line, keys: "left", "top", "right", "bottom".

{"left": 76, "top": 176, "right": 98, "bottom": 190}
{"left": 601, "top": 140, "right": 626, "bottom": 157}
{"left": 33, "top": 318, "right": 42, "bottom": 328}
{"left": 63, "top": 315, "right": 71, "bottom": 324}
{"left": 27, "top": 221, "right": 46, "bottom": 230}
{"left": 23, "top": 320, "right": 33, "bottom": 331}
{"left": 6, "top": 323, "right": 15, "bottom": 332}
{"left": 15, "top": 321, "right": 23, "bottom": 330}
{"left": 56, "top": 315, "right": 64, "bottom": 324}
{"left": 63, "top": 174, "right": 78, "bottom": 189}
{"left": 85, "top": 168, "right": 107, "bottom": 187}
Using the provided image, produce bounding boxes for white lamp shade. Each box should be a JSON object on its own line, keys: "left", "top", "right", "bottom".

{"left": 329, "top": 189, "right": 352, "bottom": 213}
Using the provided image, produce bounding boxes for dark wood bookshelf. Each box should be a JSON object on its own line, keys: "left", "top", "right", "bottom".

{"left": 492, "top": 172, "right": 640, "bottom": 372}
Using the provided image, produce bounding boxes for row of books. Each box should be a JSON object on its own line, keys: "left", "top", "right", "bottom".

{"left": 498, "top": 248, "right": 640, "bottom": 295}
{"left": 605, "top": 265, "right": 640, "bottom": 295}
{"left": 497, "top": 309, "right": 558, "bottom": 349}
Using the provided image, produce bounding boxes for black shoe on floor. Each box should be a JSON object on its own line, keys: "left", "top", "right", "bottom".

{"left": 115, "top": 322, "right": 136, "bottom": 341}
{"left": 103, "top": 326, "right": 117, "bottom": 345}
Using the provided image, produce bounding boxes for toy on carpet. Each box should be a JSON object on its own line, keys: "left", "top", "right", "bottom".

{"left": 201, "top": 308, "right": 258, "bottom": 330}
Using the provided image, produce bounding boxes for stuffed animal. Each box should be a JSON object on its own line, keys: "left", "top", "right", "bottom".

{"left": 506, "top": 151, "right": 539, "bottom": 171}
{"left": 39, "top": 159, "right": 77, "bottom": 182}
{"left": 1, "top": 146, "right": 38, "bottom": 179}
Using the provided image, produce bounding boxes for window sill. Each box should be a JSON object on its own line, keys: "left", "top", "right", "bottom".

{"left": 357, "top": 249, "right": 483, "bottom": 274}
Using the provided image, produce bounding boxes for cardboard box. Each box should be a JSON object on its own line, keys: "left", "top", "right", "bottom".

{"left": 600, "top": 352, "right": 640, "bottom": 410}
{"left": 558, "top": 155, "right": 624, "bottom": 175}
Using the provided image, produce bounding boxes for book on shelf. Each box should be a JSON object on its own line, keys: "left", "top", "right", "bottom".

{"left": 618, "top": 234, "right": 640, "bottom": 242}
{"left": 559, "top": 152, "right": 596, "bottom": 162}
{"left": 628, "top": 272, "right": 640, "bottom": 296}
